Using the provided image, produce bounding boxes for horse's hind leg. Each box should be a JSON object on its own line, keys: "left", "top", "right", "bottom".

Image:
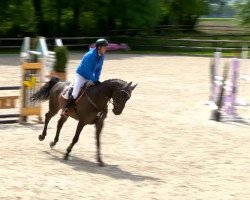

{"left": 38, "top": 110, "right": 58, "bottom": 141}
{"left": 50, "top": 116, "right": 68, "bottom": 148}
{"left": 64, "top": 121, "right": 85, "bottom": 160}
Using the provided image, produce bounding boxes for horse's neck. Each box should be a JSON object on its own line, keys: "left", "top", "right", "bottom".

{"left": 100, "top": 80, "right": 125, "bottom": 97}
{"left": 101, "top": 82, "right": 115, "bottom": 98}
{"left": 89, "top": 80, "right": 124, "bottom": 99}
{"left": 108, "top": 79, "right": 126, "bottom": 89}
{"left": 86, "top": 83, "right": 112, "bottom": 109}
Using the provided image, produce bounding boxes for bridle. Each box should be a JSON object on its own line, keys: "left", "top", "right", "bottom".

{"left": 108, "top": 89, "right": 131, "bottom": 105}
{"left": 120, "top": 89, "right": 131, "bottom": 98}
{"left": 86, "top": 88, "right": 131, "bottom": 112}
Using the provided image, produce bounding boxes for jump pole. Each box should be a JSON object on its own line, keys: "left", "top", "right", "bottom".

{"left": 223, "top": 58, "right": 240, "bottom": 117}
{"left": 209, "top": 48, "right": 223, "bottom": 110}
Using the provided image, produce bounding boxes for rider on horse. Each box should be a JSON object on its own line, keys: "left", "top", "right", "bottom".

{"left": 61, "top": 38, "right": 109, "bottom": 117}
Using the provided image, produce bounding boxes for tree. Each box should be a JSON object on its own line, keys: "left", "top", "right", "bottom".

{"left": 91, "top": 0, "right": 162, "bottom": 34}
{"left": 0, "top": 0, "right": 36, "bottom": 36}
{"left": 234, "top": 0, "right": 250, "bottom": 26}
{"left": 41, "top": 0, "right": 70, "bottom": 36}
{"left": 209, "top": 0, "right": 227, "bottom": 6}
{"left": 32, "top": 0, "right": 44, "bottom": 35}
{"left": 160, "top": 0, "right": 209, "bottom": 30}
{"left": 207, "top": 0, "right": 236, "bottom": 17}
{"left": 169, "top": 0, "right": 209, "bottom": 28}
{"left": 0, "top": 0, "right": 212, "bottom": 37}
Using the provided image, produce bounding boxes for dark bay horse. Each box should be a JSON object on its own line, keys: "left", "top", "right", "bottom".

{"left": 31, "top": 77, "right": 137, "bottom": 166}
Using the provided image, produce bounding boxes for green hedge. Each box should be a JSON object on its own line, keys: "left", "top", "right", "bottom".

{"left": 53, "top": 46, "right": 68, "bottom": 72}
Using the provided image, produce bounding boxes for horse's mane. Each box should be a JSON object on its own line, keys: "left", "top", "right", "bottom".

{"left": 102, "top": 79, "right": 127, "bottom": 87}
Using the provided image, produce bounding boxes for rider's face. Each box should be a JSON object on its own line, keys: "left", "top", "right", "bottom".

{"left": 98, "top": 46, "right": 108, "bottom": 56}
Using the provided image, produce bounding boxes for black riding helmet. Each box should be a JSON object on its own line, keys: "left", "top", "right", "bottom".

{"left": 95, "top": 38, "right": 109, "bottom": 49}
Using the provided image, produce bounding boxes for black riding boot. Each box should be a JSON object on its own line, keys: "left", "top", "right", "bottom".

{"left": 61, "top": 95, "right": 75, "bottom": 117}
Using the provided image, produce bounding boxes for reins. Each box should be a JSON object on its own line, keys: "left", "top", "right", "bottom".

{"left": 85, "top": 92, "right": 111, "bottom": 111}
{"left": 84, "top": 83, "right": 131, "bottom": 115}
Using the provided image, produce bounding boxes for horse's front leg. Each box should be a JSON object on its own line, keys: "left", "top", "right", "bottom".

{"left": 50, "top": 116, "right": 68, "bottom": 148}
{"left": 64, "top": 121, "right": 85, "bottom": 160}
{"left": 95, "top": 120, "right": 104, "bottom": 167}
{"left": 39, "top": 111, "right": 56, "bottom": 141}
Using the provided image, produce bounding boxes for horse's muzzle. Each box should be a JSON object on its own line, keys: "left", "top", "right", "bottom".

{"left": 112, "top": 108, "right": 122, "bottom": 115}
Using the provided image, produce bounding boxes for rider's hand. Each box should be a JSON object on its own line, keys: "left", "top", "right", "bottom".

{"left": 94, "top": 80, "right": 101, "bottom": 85}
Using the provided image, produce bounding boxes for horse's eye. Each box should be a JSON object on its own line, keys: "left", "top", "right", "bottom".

{"left": 121, "top": 92, "right": 130, "bottom": 99}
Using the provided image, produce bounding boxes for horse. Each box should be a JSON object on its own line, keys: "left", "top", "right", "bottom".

{"left": 31, "top": 77, "right": 137, "bottom": 166}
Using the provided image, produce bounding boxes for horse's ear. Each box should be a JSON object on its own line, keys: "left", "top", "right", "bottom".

{"left": 130, "top": 83, "right": 137, "bottom": 91}
{"left": 126, "top": 82, "right": 132, "bottom": 88}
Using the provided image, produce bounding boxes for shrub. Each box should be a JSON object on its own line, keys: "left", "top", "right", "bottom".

{"left": 53, "top": 46, "right": 68, "bottom": 72}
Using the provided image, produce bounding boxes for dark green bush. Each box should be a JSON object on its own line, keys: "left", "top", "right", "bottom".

{"left": 53, "top": 46, "right": 68, "bottom": 72}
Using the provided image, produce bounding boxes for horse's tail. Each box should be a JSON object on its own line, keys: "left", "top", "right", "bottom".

{"left": 31, "top": 77, "right": 60, "bottom": 102}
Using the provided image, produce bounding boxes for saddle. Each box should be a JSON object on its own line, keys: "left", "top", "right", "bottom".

{"left": 61, "top": 82, "right": 94, "bottom": 102}
{"left": 60, "top": 82, "right": 105, "bottom": 119}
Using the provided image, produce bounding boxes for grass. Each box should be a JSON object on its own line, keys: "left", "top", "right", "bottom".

{"left": 197, "top": 17, "right": 249, "bottom": 35}
{"left": 199, "top": 18, "right": 235, "bottom": 21}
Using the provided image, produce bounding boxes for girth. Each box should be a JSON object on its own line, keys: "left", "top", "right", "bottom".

{"left": 60, "top": 84, "right": 108, "bottom": 118}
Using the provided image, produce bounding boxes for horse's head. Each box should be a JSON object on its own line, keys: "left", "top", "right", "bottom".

{"left": 111, "top": 82, "right": 137, "bottom": 115}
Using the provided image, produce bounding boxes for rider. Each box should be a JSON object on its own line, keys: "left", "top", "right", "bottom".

{"left": 61, "top": 38, "right": 109, "bottom": 117}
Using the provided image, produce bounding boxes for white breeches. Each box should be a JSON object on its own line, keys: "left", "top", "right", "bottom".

{"left": 71, "top": 73, "right": 93, "bottom": 99}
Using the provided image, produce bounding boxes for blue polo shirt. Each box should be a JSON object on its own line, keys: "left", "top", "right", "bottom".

{"left": 76, "top": 48, "right": 104, "bottom": 82}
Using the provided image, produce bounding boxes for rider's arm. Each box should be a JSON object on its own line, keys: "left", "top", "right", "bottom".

{"left": 94, "top": 57, "right": 104, "bottom": 81}
{"left": 76, "top": 53, "right": 96, "bottom": 82}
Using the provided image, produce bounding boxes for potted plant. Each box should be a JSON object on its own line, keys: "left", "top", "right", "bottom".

{"left": 51, "top": 46, "right": 68, "bottom": 81}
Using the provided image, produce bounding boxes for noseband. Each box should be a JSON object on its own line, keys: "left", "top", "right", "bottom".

{"left": 106, "top": 89, "right": 131, "bottom": 108}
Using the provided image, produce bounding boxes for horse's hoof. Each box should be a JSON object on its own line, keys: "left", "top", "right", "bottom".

{"left": 49, "top": 141, "right": 55, "bottom": 148}
{"left": 215, "top": 111, "right": 221, "bottom": 122}
{"left": 38, "top": 135, "right": 45, "bottom": 141}
{"left": 64, "top": 154, "right": 69, "bottom": 160}
{"left": 98, "top": 161, "right": 105, "bottom": 167}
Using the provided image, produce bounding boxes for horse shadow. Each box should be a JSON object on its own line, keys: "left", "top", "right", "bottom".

{"left": 43, "top": 149, "right": 160, "bottom": 182}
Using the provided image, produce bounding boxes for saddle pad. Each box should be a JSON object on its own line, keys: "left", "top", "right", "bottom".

{"left": 61, "top": 87, "right": 73, "bottom": 100}
{"left": 61, "top": 87, "right": 85, "bottom": 102}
